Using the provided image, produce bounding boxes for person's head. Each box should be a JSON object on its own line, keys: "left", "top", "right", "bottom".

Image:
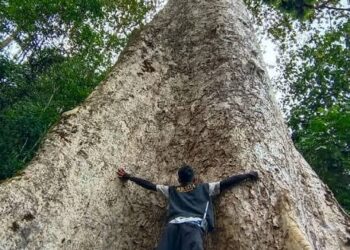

{"left": 178, "top": 164, "right": 195, "bottom": 185}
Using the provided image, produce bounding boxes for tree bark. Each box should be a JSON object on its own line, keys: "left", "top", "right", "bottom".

{"left": 0, "top": 0, "right": 349, "bottom": 249}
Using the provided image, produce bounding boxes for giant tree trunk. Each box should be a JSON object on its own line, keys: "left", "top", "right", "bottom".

{"left": 1, "top": 0, "right": 349, "bottom": 249}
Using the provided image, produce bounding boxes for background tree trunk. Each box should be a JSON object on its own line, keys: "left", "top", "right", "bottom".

{"left": 0, "top": 0, "right": 349, "bottom": 249}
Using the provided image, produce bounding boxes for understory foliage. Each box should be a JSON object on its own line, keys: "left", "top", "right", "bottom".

{"left": 0, "top": 0, "right": 154, "bottom": 179}
{"left": 296, "top": 106, "right": 350, "bottom": 209}
{"left": 244, "top": 0, "right": 350, "bottom": 212}
{"left": 287, "top": 21, "right": 350, "bottom": 212}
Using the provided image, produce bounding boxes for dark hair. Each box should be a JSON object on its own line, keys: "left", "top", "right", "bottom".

{"left": 178, "top": 164, "right": 194, "bottom": 184}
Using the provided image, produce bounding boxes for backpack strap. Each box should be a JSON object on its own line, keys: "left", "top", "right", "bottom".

{"left": 200, "top": 201, "right": 209, "bottom": 229}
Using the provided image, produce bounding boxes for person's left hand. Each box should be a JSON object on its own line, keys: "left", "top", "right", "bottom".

{"left": 117, "top": 168, "right": 130, "bottom": 180}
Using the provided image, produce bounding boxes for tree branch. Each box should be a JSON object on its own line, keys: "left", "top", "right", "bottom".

{"left": 320, "top": 5, "right": 350, "bottom": 11}
{"left": 0, "top": 30, "right": 20, "bottom": 50}
{"left": 0, "top": 35, "right": 14, "bottom": 50}
{"left": 304, "top": 3, "right": 350, "bottom": 11}
{"left": 317, "top": 0, "right": 334, "bottom": 9}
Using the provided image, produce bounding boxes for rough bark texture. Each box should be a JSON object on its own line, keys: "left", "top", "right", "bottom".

{"left": 0, "top": 0, "right": 349, "bottom": 249}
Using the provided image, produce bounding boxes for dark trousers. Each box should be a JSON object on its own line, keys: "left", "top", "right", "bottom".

{"left": 157, "top": 223, "right": 204, "bottom": 250}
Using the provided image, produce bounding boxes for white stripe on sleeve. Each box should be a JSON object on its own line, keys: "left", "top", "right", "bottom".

{"left": 208, "top": 182, "right": 220, "bottom": 196}
{"left": 156, "top": 185, "right": 169, "bottom": 198}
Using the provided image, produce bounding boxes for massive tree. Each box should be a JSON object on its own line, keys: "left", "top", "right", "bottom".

{"left": 0, "top": 0, "right": 349, "bottom": 249}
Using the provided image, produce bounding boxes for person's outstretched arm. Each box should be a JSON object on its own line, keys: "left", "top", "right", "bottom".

{"left": 117, "top": 168, "right": 157, "bottom": 191}
{"left": 219, "top": 171, "right": 258, "bottom": 192}
{"left": 209, "top": 171, "right": 259, "bottom": 196}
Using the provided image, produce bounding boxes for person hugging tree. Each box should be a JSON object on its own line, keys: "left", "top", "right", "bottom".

{"left": 117, "top": 164, "right": 259, "bottom": 250}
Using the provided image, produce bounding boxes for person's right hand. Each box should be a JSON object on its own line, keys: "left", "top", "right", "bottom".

{"left": 117, "top": 168, "right": 130, "bottom": 180}
{"left": 248, "top": 171, "right": 259, "bottom": 181}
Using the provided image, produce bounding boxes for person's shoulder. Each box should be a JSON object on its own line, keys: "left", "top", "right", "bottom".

{"left": 195, "top": 182, "right": 220, "bottom": 196}
{"left": 196, "top": 182, "right": 210, "bottom": 190}
{"left": 156, "top": 184, "right": 170, "bottom": 198}
{"left": 197, "top": 182, "right": 209, "bottom": 187}
{"left": 168, "top": 185, "right": 177, "bottom": 192}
